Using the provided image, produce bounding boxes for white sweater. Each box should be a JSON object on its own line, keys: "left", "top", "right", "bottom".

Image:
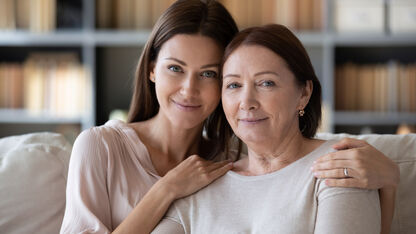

{"left": 152, "top": 140, "right": 381, "bottom": 234}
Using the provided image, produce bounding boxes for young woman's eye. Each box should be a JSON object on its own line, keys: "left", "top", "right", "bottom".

{"left": 261, "top": 80, "right": 275, "bottom": 87}
{"left": 168, "top": 65, "right": 182, "bottom": 73}
{"left": 201, "top": 70, "right": 217, "bottom": 78}
{"left": 226, "top": 83, "right": 241, "bottom": 89}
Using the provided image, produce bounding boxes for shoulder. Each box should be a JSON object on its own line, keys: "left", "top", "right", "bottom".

{"left": 75, "top": 119, "right": 137, "bottom": 148}
{"left": 305, "top": 139, "right": 337, "bottom": 162}
{"left": 71, "top": 121, "right": 128, "bottom": 164}
{"left": 73, "top": 124, "right": 118, "bottom": 149}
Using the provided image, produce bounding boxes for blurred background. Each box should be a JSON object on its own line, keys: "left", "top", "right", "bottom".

{"left": 0, "top": 0, "right": 415, "bottom": 143}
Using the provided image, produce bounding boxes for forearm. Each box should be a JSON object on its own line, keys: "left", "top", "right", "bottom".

{"left": 379, "top": 187, "right": 396, "bottom": 234}
{"left": 113, "top": 181, "right": 176, "bottom": 234}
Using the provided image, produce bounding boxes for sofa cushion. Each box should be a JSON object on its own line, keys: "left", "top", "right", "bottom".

{"left": 316, "top": 133, "right": 416, "bottom": 234}
{"left": 0, "top": 132, "right": 72, "bottom": 234}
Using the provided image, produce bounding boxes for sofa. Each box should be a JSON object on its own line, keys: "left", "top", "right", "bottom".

{"left": 0, "top": 132, "right": 415, "bottom": 234}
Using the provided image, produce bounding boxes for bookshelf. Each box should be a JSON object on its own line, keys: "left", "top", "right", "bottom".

{"left": 0, "top": 0, "right": 415, "bottom": 139}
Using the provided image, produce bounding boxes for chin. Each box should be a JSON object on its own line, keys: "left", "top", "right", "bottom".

{"left": 236, "top": 131, "right": 269, "bottom": 144}
{"left": 171, "top": 117, "right": 204, "bottom": 130}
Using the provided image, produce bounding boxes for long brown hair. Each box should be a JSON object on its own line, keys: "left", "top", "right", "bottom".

{"left": 127, "top": 0, "right": 238, "bottom": 159}
{"left": 222, "top": 24, "right": 322, "bottom": 142}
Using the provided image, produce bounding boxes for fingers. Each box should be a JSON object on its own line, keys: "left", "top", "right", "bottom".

{"left": 185, "top": 156, "right": 232, "bottom": 181}
{"left": 332, "top": 138, "right": 367, "bottom": 150}
{"left": 314, "top": 149, "right": 356, "bottom": 163}
{"left": 313, "top": 168, "right": 355, "bottom": 179}
{"left": 208, "top": 162, "right": 233, "bottom": 180}
{"left": 324, "top": 178, "right": 367, "bottom": 189}
{"left": 311, "top": 159, "right": 354, "bottom": 171}
{"left": 205, "top": 160, "right": 231, "bottom": 171}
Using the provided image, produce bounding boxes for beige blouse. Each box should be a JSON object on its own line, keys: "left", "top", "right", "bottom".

{"left": 60, "top": 120, "right": 161, "bottom": 233}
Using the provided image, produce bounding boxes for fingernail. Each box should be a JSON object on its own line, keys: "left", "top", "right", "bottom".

{"left": 313, "top": 172, "right": 319, "bottom": 177}
{"left": 313, "top": 160, "right": 317, "bottom": 164}
{"left": 310, "top": 166, "right": 314, "bottom": 171}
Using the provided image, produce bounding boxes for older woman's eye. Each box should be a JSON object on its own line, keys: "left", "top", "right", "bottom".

{"left": 261, "top": 80, "right": 275, "bottom": 87}
{"left": 201, "top": 70, "right": 217, "bottom": 78}
{"left": 168, "top": 65, "right": 182, "bottom": 73}
{"left": 226, "top": 83, "right": 241, "bottom": 89}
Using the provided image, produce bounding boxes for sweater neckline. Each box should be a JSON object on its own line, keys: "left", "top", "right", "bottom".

{"left": 226, "top": 140, "right": 333, "bottom": 181}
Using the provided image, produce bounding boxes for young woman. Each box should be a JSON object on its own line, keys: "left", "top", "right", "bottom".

{"left": 61, "top": 1, "right": 399, "bottom": 233}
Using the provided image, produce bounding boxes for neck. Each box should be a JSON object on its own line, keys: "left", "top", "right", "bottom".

{"left": 244, "top": 130, "right": 307, "bottom": 176}
{"left": 141, "top": 113, "right": 204, "bottom": 163}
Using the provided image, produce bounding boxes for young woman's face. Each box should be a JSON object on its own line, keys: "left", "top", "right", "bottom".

{"left": 150, "top": 34, "right": 222, "bottom": 129}
{"left": 221, "top": 45, "right": 312, "bottom": 144}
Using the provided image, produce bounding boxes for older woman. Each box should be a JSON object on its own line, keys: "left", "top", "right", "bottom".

{"left": 152, "top": 24, "right": 381, "bottom": 233}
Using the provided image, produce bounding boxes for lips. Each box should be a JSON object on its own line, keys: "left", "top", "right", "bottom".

{"left": 238, "top": 117, "right": 269, "bottom": 124}
{"left": 171, "top": 99, "right": 202, "bottom": 111}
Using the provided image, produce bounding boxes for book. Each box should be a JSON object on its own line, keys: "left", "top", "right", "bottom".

{"left": 30, "top": 0, "right": 56, "bottom": 32}
{"left": 247, "top": 0, "right": 261, "bottom": 27}
{"left": 9, "top": 64, "right": 23, "bottom": 109}
{"left": 114, "top": 0, "right": 133, "bottom": 29}
{"left": 0, "top": 64, "right": 7, "bottom": 107}
{"left": 312, "top": 0, "right": 323, "bottom": 30}
{"left": 152, "top": 0, "right": 175, "bottom": 26}
{"left": 260, "top": 0, "right": 276, "bottom": 25}
{"left": 335, "top": 65, "right": 343, "bottom": 110}
{"left": 96, "top": 0, "right": 113, "bottom": 28}
{"left": 334, "top": 0, "right": 384, "bottom": 33}
{"left": 387, "top": 61, "right": 399, "bottom": 112}
{"left": 0, "top": 0, "right": 16, "bottom": 30}
{"left": 407, "top": 64, "right": 416, "bottom": 112}
{"left": 16, "top": 0, "right": 30, "bottom": 29}
{"left": 344, "top": 63, "right": 358, "bottom": 110}
{"left": 298, "top": 0, "right": 313, "bottom": 30}
{"left": 275, "top": 0, "right": 297, "bottom": 30}
{"left": 389, "top": 0, "right": 416, "bottom": 33}
{"left": 220, "top": 0, "right": 248, "bottom": 29}
{"left": 134, "top": 0, "right": 152, "bottom": 29}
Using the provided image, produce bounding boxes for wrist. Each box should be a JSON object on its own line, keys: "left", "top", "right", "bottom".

{"left": 154, "top": 178, "right": 178, "bottom": 201}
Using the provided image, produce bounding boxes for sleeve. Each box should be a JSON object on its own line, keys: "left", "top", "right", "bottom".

{"left": 60, "top": 129, "right": 112, "bottom": 234}
{"left": 152, "top": 203, "right": 185, "bottom": 234}
{"left": 151, "top": 218, "right": 185, "bottom": 234}
{"left": 314, "top": 182, "right": 381, "bottom": 234}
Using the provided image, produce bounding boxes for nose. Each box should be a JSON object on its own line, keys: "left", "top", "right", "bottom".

{"left": 180, "top": 74, "right": 199, "bottom": 97}
{"left": 239, "top": 86, "right": 259, "bottom": 111}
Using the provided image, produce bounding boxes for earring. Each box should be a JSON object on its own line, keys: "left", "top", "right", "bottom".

{"left": 298, "top": 109, "right": 305, "bottom": 117}
{"left": 150, "top": 76, "right": 155, "bottom": 82}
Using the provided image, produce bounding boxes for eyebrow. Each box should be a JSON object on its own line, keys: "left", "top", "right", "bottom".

{"left": 223, "top": 74, "right": 240, "bottom": 79}
{"left": 165, "top": 57, "right": 220, "bottom": 69}
{"left": 254, "top": 71, "right": 280, "bottom": 77}
{"left": 165, "top": 57, "right": 186, "bottom": 66}
{"left": 223, "top": 71, "right": 280, "bottom": 79}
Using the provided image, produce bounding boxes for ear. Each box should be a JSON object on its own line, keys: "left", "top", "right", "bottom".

{"left": 149, "top": 62, "right": 155, "bottom": 83}
{"left": 298, "top": 80, "right": 313, "bottom": 110}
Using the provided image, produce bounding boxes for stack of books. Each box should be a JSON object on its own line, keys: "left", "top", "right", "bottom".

{"left": 96, "top": 0, "right": 175, "bottom": 29}
{"left": 0, "top": 0, "right": 56, "bottom": 32}
{"left": 220, "top": 0, "right": 323, "bottom": 30}
{"left": 335, "top": 62, "right": 416, "bottom": 112}
{"left": 0, "top": 53, "right": 91, "bottom": 118}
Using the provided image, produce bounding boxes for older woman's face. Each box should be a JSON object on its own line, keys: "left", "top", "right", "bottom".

{"left": 222, "top": 45, "right": 311, "bottom": 144}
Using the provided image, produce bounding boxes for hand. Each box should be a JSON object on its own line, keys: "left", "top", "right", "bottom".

{"left": 311, "top": 138, "right": 400, "bottom": 189}
{"left": 158, "top": 155, "right": 233, "bottom": 199}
